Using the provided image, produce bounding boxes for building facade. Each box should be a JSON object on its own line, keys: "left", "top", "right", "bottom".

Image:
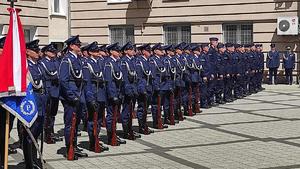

{"left": 70, "top": 0, "right": 300, "bottom": 50}
{"left": 0, "top": 0, "right": 49, "bottom": 45}
{"left": 70, "top": 0, "right": 300, "bottom": 82}
{"left": 48, "top": 0, "right": 69, "bottom": 48}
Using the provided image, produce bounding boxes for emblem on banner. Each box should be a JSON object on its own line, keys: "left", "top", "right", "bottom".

{"left": 20, "top": 100, "right": 36, "bottom": 116}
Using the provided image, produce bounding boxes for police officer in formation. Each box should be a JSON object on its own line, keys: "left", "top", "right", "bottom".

{"left": 283, "top": 46, "right": 296, "bottom": 85}
{"left": 25, "top": 39, "right": 47, "bottom": 169}
{"left": 39, "top": 44, "right": 62, "bottom": 144}
{"left": 59, "top": 35, "right": 88, "bottom": 160}
{"left": 266, "top": 44, "right": 280, "bottom": 85}
{"left": 4, "top": 34, "right": 297, "bottom": 168}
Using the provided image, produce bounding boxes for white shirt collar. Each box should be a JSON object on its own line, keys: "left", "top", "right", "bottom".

{"left": 45, "top": 56, "right": 51, "bottom": 61}
{"left": 110, "top": 56, "right": 117, "bottom": 62}
{"left": 70, "top": 51, "right": 77, "bottom": 58}
{"left": 126, "top": 55, "right": 131, "bottom": 60}
{"left": 28, "top": 58, "right": 36, "bottom": 65}
{"left": 91, "top": 56, "right": 97, "bottom": 63}
{"left": 142, "top": 55, "right": 148, "bottom": 61}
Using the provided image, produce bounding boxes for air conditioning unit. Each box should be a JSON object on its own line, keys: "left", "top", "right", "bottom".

{"left": 277, "top": 16, "right": 299, "bottom": 35}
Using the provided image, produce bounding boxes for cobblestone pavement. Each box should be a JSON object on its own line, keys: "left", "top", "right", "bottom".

{"left": 8, "top": 85, "right": 300, "bottom": 169}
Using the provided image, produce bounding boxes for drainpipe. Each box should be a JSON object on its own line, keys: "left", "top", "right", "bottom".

{"left": 68, "top": 0, "right": 71, "bottom": 37}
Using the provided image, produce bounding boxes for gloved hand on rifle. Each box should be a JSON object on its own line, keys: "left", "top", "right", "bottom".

{"left": 71, "top": 97, "right": 81, "bottom": 108}
{"left": 88, "top": 101, "right": 98, "bottom": 113}
{"left": 112, "top": 97, "right": 120, "bottom": 105}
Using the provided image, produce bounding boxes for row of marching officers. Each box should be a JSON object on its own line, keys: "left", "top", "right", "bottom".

{"left": 0, "top": 35, "right": 271, "bottom": 168}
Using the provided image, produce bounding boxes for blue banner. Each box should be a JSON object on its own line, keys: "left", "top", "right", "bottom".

{"left": 0, "top": 83, "right": 38, "bottom": 127}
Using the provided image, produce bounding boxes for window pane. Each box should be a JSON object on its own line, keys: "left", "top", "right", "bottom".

{"left": 224, "top": 25, "right": 237, "bottom": 44}
{"left": 54, "top": 0, "right": 60, "bottom": 13}
{"left": 24, "top": 29, "right": 31, "bottom": 43}
{"left": 125, "top": 26, "right": 134, "bottom": 45}
{"left": 164, "top": 26, "right": 178, "bottom": 45}
{"left": 241, "top": 24, "right": 253, "bottom": 45}
{"left": 223, "top": 24, "right": 253, "bottom": 45}
{"left": 181, "top": 26, "right": 191, "bottom": 44}
{"left": 164, "top": 25, "right": 191, "bottom": 45}
{"left": 110, "top": 25, "right": 134, "bottom": 46}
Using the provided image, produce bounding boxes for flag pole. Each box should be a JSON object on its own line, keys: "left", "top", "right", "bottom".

{"left": 4, "top": 111, "right": 10, "bottom": 169}
{"left": 4, "top": 2, "right": 14, "bottom": 168}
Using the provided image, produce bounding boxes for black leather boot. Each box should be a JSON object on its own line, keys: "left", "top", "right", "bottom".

{"left": 117, "top": 136, "right": 127, "bottom": 144}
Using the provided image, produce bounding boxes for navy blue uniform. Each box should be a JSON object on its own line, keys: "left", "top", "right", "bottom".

{"left": 215, "top": 52, "right": 225, "bottom": 103}
{"left": 135, "top": 55, "right": 153, "bottom": 134}
{"left": 173, "top": 54, "right": 186, "bottom": 120}
{"left": 199, "top": 52, "right": 211, "bottom": 107}
{"left": 83, "top": 56, "right": 106, "bottom": 148}
{"left": 149, "top": 55, "right": 167, "bottom": 128}
{"left": 23, "top": 59, "right": 47, "bottom": 167}
{"left": 247, "top": 51, "right": 257, "bottom": 93}
{"left": 59, "top": 52, "right": 86, "bottom": 150}
{"left": 39, "top": 56, "right": 60, "bottom": 142}
{"left": 232, "top": 51, "right": 243, "bottom": 98}
{"left": 120, "top": 55, "right": 138, "bottom": 137}
{"left": 161, "top": 54, "right": 176, "bottom": 123}
{"left": 257, "top": 50, "right": 265, "bottom": 89}
{"left": 208, "top": 47, "right": 218, "bottom": 105}
{"left": 283, "top": 51, "right": 296, "bottom": 85}
{"left": 182, "top": 53, "right": 193, "bottom": 112}
{"left": 266, "top": 50, "right": 280, "bottom": 84}
{"left": 223, "top": 51, "right": 233, "bottom": 101}
{"left": 190, "top": 53, "right": 202, "bottom": 112}
{"left": 104, "top": 56, "right": 123, "bottom": 142}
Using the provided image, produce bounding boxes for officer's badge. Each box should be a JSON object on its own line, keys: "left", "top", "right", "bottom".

{"left": 20, "top": 100, "right": 36, "bottom": 116}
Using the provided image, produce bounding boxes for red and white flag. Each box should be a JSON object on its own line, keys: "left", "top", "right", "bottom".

{"left": 0, "top": 8, "right": 27, "bottom": 98}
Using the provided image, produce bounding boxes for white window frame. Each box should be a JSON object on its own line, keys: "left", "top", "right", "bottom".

{"left": 163, "top": 24, "right": 191, "bottom": 45}
{"left": 50, "top": 0, "right": 67, "bottom": 16}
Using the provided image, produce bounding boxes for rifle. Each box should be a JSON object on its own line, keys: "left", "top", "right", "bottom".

{"left": 143, "top": 94, "right": 149, "bottom": 134}
{"left": 111, "top": 104, "right": 118, "bottom": 146}
{"left": 67, "top": 112, "right": 76, "bottom": 160}
{"left": 169, "top": 91, "right": 175, "bottom": 125}
{"left": 157, "top": 94, "right": 163, "bottom": 129}
{"left": 102, "top": 109, "right": 106, "bottom": 127}
{"left": 93, "top": 111, "right": 101, "bottom": 153}
{"left": 178, "top": 88, "right": 184, "bottom": 121}
{"left": 188, "top": 84, "right": 193, "bottom": 116}
{"left": 195, "top": 84, "right": 200, "bottom": 114}
{"left": 131, "top": 100, "right": 137, "bottom": 119}
{"left": 128, "top": 100, "right": 134, "bottom": 140}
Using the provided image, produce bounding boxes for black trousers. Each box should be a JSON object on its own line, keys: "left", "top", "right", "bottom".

{"left": 285, "top": 68, "right": 293, "bottom": 84}
{"left": 269, "top": 67, "right": 278, "bottom": 84}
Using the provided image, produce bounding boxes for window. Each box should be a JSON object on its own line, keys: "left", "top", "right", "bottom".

{"left": 54, "top": 0, "right": 60, "bottom": 13}
{"left": 51, "top": 0, "right": 67, "bottom": 16}
{"left": 223, "top": 23, "right": 253, "bottom": 44}
{"left": 109, "top": 25, "right": 134, "bottom": 46}
{"left": 23, "top": 27, "right": 36, "bottom": 43}
{"left": 164, "top": 25, "right": 191, "bottom": 45}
